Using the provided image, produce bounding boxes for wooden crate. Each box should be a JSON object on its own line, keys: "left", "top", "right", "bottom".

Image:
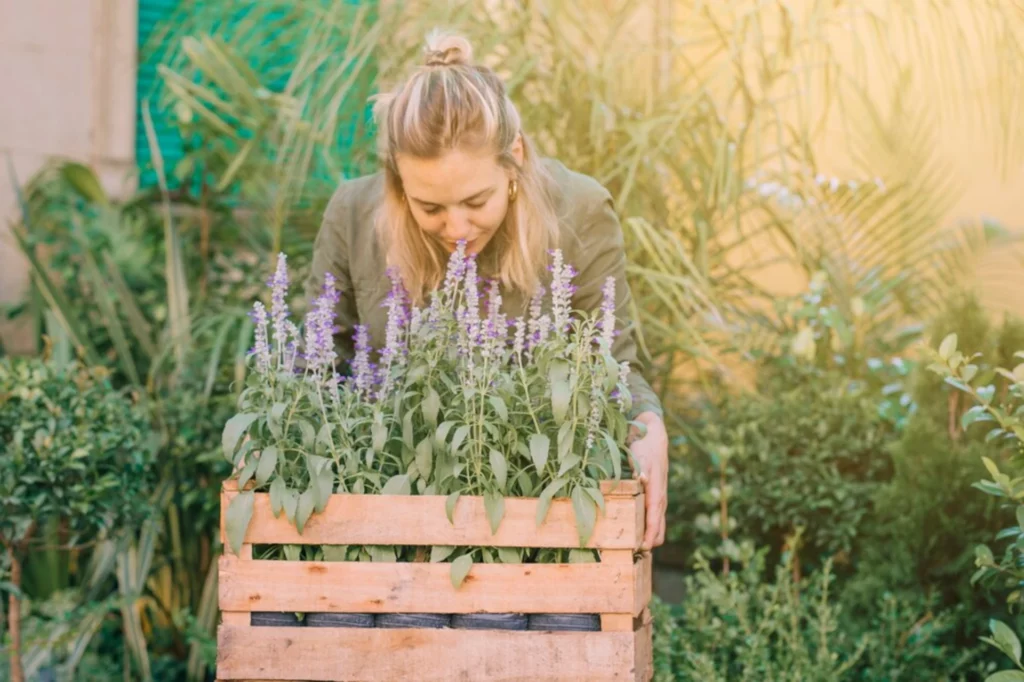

{"left": 217, "top": 479, "right": 653, "bottom": 682}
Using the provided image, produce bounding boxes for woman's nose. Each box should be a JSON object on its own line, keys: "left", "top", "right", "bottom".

{"left": 445, "top": 211, "right": 473, "bottom": 239}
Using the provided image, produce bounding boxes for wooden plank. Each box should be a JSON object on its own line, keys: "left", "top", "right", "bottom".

{"left": 220, "top": 489, "right": 642, "bottom": 549}
{"left": 633, "top": 551, "right": 652, "bottom": 618}
{"left": 633, "top": 619, "right": 654, "bottom": 682}
{"left": 217, "top": 625, "right": 641, "bottom": 681}
{"left": 218, "top": 555, "right": 633, "bottom": 614}
{"left": 222, "top": 479, "right": 642, "bottom": 496}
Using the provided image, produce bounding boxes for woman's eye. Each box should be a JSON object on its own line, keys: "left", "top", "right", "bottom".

{"left": 423, "top": 206, "right": 443, "bottom": 216}
{"left": 465, "top": 202, "right": 486, "bottom": 210}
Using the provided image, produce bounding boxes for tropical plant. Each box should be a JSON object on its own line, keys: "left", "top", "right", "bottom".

{"left": 0, "top": 356, "right": 156, "bottom": 682}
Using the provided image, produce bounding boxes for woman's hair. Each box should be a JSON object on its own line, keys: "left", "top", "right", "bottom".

{"left": 372, "top": 30, "right": 559, "bottom": 305}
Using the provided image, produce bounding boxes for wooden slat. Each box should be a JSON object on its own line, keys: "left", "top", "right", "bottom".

{"left": 633, "top": 551, "right": 652, "bottom": 618}
{"left": 217, "top": 625, "right": 642, "bottom": 681}
{"left": 222, "top": 479, "right": 642, "bottom": 496}
{"left": 218, "top": 555, "right": 633, "bottom": 614}
{"left": 633, "top": 619, "right": 654, "bottom": 682}
{"left": 220, "top": 488, "right": 643, "bottom": 549}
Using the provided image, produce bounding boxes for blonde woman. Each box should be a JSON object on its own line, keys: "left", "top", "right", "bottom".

{"left": 305, "top": 32, "right": 668, "bottom": 550}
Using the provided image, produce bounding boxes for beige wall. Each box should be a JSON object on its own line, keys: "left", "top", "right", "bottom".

{"left": 0, "top": 0, "right": 138, "bottom": 354}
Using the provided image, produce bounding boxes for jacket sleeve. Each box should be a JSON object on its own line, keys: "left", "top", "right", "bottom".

{"left": 304, "top": 183, "right": 361, "bottom": 375}
{"left": 571, "top": 185, "right": 664, "bottom": 421}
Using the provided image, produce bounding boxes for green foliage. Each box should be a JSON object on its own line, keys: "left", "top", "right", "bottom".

{"left": 0, "top": 358, "right": 156, "bottom": 552}
{"left": 674, "top": 365, "right": 893, "bottom": 569}
{"left": 650, "top": 543, "right": 992, "bottom": 681}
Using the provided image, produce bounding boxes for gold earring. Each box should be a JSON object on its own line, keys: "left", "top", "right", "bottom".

{"left": 508, "top": 179, "right": 519, "bottom": 203}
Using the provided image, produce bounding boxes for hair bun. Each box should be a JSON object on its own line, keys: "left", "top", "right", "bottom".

{"left": 424, "top": 31, "right": 473, "bottom": 67}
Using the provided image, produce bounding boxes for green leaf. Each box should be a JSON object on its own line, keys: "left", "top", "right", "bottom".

{"left": 557, "top": 422, "right": 575, "bottom": 461}
{"left": 984, "top": 457, "right": 1002, "bottom": 480}
{"left": 296, "top": 489, "right": 315, "bottom": 534}
{"left": 489, "top": 396, "right": 509, "bottom": 422}
{"left": 382, "top": 474, "right": 411, "bottom": 495}
{"left": 224, "top": 491, "right": 254, "bottom": 556}
{"left": 484, "top": 490, "right": 506, "bottom": 534}
{"left": 321, "top": 545, "right": 348, "bottom": 561}
{"left": 255, "top": 445, "right": 279, "bottom": 487}
{"left": 445, "top": 491, "right": 461, "bottom": 524}
{"left": 431, "top": 545, "right": 455, "bottom": 563}
{"left": 314, "top": 466, "right": 334, "bottom": 514}
{"left": 489, "top": 449, "right": 508, "bottom": 490}
{"left": 584, "top": 487, "right": 606, "bottom": 515}
{"left": 403, "top": 411, "right": 415, "bottom": 451}
{"left": 283, "top": 544, "right": 302, "bottom": 562}
{"left": 990, "top": 619, "right": 1023, "bottom": 664}
{"left": 1017, "top": 505, "right": 1024, "bottom": 530}
{"left": 372, "top": 422, "right": 388, "bottom": 452}
{"left": 571, "top": 486, "right": 597, "bottom": 546}
{"left": 416, "top": 438, "right": 434, "bottom": 481}
{"left": 423, "top": 386, "right": 441, "bottom": 426}
{"left": 938, "top": 333, "right": 958, "bottom": 360}
{"left": 298, "top": 420, "right": 316, "bottom": 451}
{"left": 569, "top": 549, "right": 597, "bottom": 563}
{"left": 222, "top": 413, "right": 258, "bottom": 463}
{"left": 985, "top": 670, "right": 1024, "bottom": 682}
{"left": 450, "top": 554, "right": 473, "bottom": 589}
{"left": 269, "top": 477, "right": 286, "bottom": 517}
{"left": 61, "top": 162, "right": 109, "bottom": 204}
{"left": 451, "top": 425, "right": 470, "bottom": 453}
{"left": 283, "top": 490, "right": 299, "bottom": 525}
{"left": 436, "top": 420, "right": 456, "bottom": 446}
{"left": 604, "top": 432, "right": 623, "bottom": 479}
{"left": 237, "top": 457, "right": 258, "bottom": 489}
{"left": 369, "top": 546, "right": 396, "bottom": 563}
{"left": 978, "top": 384, "right": 997, "bottom": 405}
{"left": 529, "top": 434, "right": 551, "bottom": 472}
{"left": 551, "top": 379, "right": 570, "bottom": 425}
{"left": 963, "top": 405, "right": 995, "bottom": 430}
{"left": 496, "top": 547, "right": 520, "bottom": 564}
{"left": 557, "top": 453, "right": 583, "bottom": 477}
{"left": 536, "top": 477, "right": 570, "bottom": 527}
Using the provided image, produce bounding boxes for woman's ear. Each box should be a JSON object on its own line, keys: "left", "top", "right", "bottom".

{"left": 510, "top": 133, "right": 525, "bottom": 167}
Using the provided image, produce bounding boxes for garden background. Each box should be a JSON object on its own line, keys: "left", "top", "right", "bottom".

{"left": 3, "top": 0, "right": 1024, "bottom": 680}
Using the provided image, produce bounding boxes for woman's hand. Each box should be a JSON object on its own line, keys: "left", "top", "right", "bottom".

{"left": 628, "top": 411, "right": 669, "bottom": 550}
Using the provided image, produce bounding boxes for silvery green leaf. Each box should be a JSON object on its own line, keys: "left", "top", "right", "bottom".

{"left": 571, "top": 486, "right": 597, "bottom": 546}
{"left": 489, "top": 396, "right": 508, "bottom": 422}
{"left": 307, "top": 454, "right": 330, "bottom": 477}
{"left": 484, "top": 490, "right": 506, "bottom": 534}
{"left": 604, "top": 432, "right": 622, "bottom": 479}
{"left": 321, "top": 545, "right": 348, "bottom": 561}
{"left": 222, "top": 413, "right": 258, "bottom": 463}
{"left": 938, "top": 333, "right": 958, "bottom": 360}
{"left": 557, "top": 424, "right": 575, "bottom": 461}
{"left": 296, "top": 488, "right": 315, "bottom": 534}
{"left": 224, "top": 490, "right": 254, "bottom": 556}
{"left": 985, "top": 670, "right": 1024, "bottom": 682}
{"left": 489, "top": 449, "right": 508, "bottom": 490}
{"left": 496, "top": 547, "right": 520, "bottom": 564}
{"left": 369, "top": 545, "right": 396, "bottom": 563}
{"left": 372, "top": 422, "right": 388, "bottom": 452}
{"left": 283, "top": 544, "right": 302, "bottom": 562}
{"left": 431, "top": 545, "right": 456, "bottom": 563}
{"left": 314, "top": 467, "right": 334, "bottom": 513}
{"left": 423, "top": 386, "right": 441, "bottom": 426}
{"left": 445, "top": 491, "right": 461, "bottom": 524}
{"left": 990, "top": 619, "right": 1023, "bottom": 664}
{"left": 451, "top": 425, "right": 470, "bottom": 453}
{"left": 382, "top": 474, "right": 411, "bottom": 495}
{"left": 268, "top": 402, "right": 287, "bottom": 438}
{"left": 450, "top": 554, "right": 473, "bottom": 589}
{"left": 569, "top": 549, "right": 597, "bottom": 563}
{"left": 584, "top": 486, "right": 606, "bottom": 515}
{"left": 435, "top": 420, "right": 456, "bottom": 446}
{"left": 416, "top": 438, "right": 434, "bottom": 481}
{"left": 298, "top": 420, "right": 316, "bottom": 450}
{"left": 269, "top": 477, "right": 286, "bottom": 517}
{"left": 283, "top": 489, "right": 299, "bottom": 524}
{"left": 551, "top": 379, "right": 570, "bottom": 425}
{"left": 557, "top": 453, "right": 582, "bottom": 478}
{"left": 536, "top": 477, "right": 569, "bottom": 527}
{"left": 403, "top": 411, "right": 415, "bottom": 452}
{"left": 254, "top": 445, "right": 278, "bottom": 487}
{"left": 316, "top": 423, "right": 333, "bottom": 455}
{"left": 529, "top": 434, "right": 550, "bottom": 472}
{"left": 237, "top": 456, "right": 258, "bottom": 489}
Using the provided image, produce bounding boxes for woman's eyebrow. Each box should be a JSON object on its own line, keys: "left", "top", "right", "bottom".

{"left": 411, "top": 188, "right": 494, "bottom": 206}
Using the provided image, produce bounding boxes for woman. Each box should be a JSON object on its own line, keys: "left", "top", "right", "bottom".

{"left": 305, "top": 32, "right": 668, "bottom": 549}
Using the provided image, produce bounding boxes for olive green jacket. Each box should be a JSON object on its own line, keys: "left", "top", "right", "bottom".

{"left": 304, "top": 158, "right": 663, "bottom": 420}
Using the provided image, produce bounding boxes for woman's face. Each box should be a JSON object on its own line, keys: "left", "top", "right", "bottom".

{"left": 396, "top": 140, "right": 523, "bottom": 256}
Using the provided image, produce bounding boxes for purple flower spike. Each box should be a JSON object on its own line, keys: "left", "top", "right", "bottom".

{"left": 549, "top": 249, "right": 575, "bottom": 335}
{"left": 351, "top": 324, "right": 375, "bottom": 398}
{"left": 304, "top": 272, "right": 340, "bottom": 375}
{"left": 268, "top": 253, "right": 290, "bottom": 361}
{"left": 599, "top": 276, "right": 617, "bottom": 350}
{"left": 250, "top": 301, "right": 272, "bottom": 374}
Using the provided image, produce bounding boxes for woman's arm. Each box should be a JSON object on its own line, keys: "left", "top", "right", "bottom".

{"left": 571, "top": 185, "right": 668, "bottom": 549}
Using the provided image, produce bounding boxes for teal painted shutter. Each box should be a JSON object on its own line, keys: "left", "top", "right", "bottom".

{"left": 136, "top": 0, "right": 376, "bottom": 190}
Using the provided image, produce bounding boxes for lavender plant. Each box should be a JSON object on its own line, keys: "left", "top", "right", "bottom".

{"left": 222, "top": 244, "right": 635, "bottom": 586}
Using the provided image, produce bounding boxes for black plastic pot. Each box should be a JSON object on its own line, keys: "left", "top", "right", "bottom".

{"left": 375, "top": 613, "right": 451, "bottom": 629}
{"left": 527, "top": 614, "right": 601, "bottom": 631}
{"left": 451, "top": 613, "right": 528, "bottom": 630}
{"left": 251, "top": 611, "right": 304, "bottom": 627}
{"left": 305, "top": 612, "right": 375, "bottom": 628}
